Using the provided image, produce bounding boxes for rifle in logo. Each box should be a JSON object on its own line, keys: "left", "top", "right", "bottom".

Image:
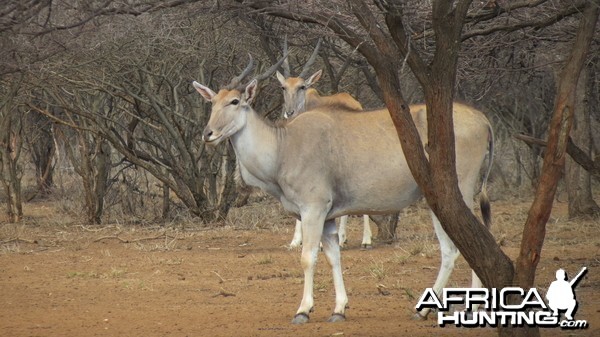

{"left": 546, "top": 267, "right": 587, "bottom": 320}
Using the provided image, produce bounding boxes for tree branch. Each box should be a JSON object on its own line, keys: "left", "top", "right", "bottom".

{"left": 29, "top": 0, "right": 204, "bottom": 36}
{"left": 382, "top": 3, "right": 431, "bottom": 87}
{"left": 465, "top": 0, "right": 549, "bottom": 23}
{"left": 514, "top": 133, "right": 600, "bottom": 180}
{"left": 242, "top": 0, "right": 378, "bottom": 66}
{"left": 461, "top": 1, "right": 588, "bottom": 41}
{"left": 408, "top": 1, "right": 585, "bottom": 43}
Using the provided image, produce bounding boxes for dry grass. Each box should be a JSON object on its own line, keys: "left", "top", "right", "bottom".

{"left": 225, "top": 199, "right": 293, "bottom": 231}
{"left": 368, "top": 258, "right": 387, "bottom": 280}
{"left": 2, "top": 189, "right": 599, "bottom": 259}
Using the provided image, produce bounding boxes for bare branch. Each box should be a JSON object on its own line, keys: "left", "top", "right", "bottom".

{"left": 27, "top": 0, "right": 205, "bottom": 36}
{"left": 465, "top": 0, "right": 548, "bottom": 23}
{"left": 462, "top": 1, "right": 588, "bottom": 41}
{"left": 243, "top": 0, "right": 374, "bottom": 65}
{"left": 515, "top": 133, "right": 600, "bottom": 180}
{"left": 382, "top": 2, "right": 431, "bottom": 86}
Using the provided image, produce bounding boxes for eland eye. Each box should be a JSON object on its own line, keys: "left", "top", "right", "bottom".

{"left": 299, "top": 85, "right": 306, "bottom": 90}
{"left": 230, "top": 99, "right": 240, "bottom": 105}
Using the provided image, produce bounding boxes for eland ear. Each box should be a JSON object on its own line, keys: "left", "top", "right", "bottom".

{"left": 276, "top": 71, "right": 286, "bottom": 86}
{"left": 305, "top": 69, "right": 322, "bottom": 87}
{"left": 244, "top": 79, "right": 258, "bottom": 105}
{"left": 193, "top": 81, "right": 216, "bottom": 102}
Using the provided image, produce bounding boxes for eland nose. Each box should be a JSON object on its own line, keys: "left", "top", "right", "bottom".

{"left": 202, "top": 127, "right": 213, "bottom": 142}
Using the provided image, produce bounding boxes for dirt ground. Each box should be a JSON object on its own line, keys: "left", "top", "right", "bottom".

{"left": 1, "top": 199, "right": 599, "bottom": 337}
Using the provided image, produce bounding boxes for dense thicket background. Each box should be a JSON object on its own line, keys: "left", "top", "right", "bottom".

{"left": 1, "top": 0, "right": 598, "bottom": 226}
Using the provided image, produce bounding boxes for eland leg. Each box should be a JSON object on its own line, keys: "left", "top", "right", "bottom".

{"left": 292, "top": 209, "right": 327, "bottom": 324}
{"left": 415, "top": 211, "right": 460, "bottom": 320}
{"left": 321, "top": 219, "right": 348, "bottom": 322}
{"left": 361, "top": 215, "right": 372, "bottom": 249}
{"left": 338, "top": 215, "right": 348, "bottom": 248}
{"left": 289, "top": 219, "right": 303, "bottom": 249}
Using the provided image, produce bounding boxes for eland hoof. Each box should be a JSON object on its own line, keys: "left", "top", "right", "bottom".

{"left": 327, "top": 313, "right": 346, "bottom": 323}
{"left": 412, "top": 312, "right": 427, "bottom": 321}
{"left": 292, "top": 312, "right": 310, "bottom": 324}
{"left": 361, "top": 244, "right": 373, "bottom": 250}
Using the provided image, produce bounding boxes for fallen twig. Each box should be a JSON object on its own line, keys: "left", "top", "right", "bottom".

{"left": 212, "top": 270, "right": 227, "bottom": 283}
{"left": 212, "top": 287, "right": 236, "bottom": 297}
{"left": 93, "top": 235, "right": 129, "bottom": 243}
{"left": 1, "top": 238, "right": 37, "bottom": 244}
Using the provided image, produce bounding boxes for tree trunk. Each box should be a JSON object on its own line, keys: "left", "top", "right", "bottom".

{"left": 0, "top": 79, "right": 24, "bottom": 223}
{"left": 370, "top": 213, "right": 399, "bottom": 243}
{"left": 27, "top": 112, "right": 55, "bottom": 197}
{"left": 0, "top": 113, "right": 23, "bottom": 223}
{"left": 216, "top": 143, "right": 240, "bottom": 220}
{"left": 513, "top": 5, "right": 598, "bottom": 337}
{"left": 66, "top": 129, "right": 111, "bottom": 225}
{"left": 162, "top": 181, "right": 170, "bottom": 220}
{"left": 566, "top": 62, "right": 600, "bottom": 218}
{"left": 92, "top": 139, "right": 111, "bottom": 224}
{"left": 1, "top": 152, "right": 23, "bottom": 223}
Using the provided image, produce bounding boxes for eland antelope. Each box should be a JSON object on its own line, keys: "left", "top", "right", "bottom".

{"left": 277, "top": 69, "right": 363, "bottom": 120}
{"left": 193, "top": 66, "right": 494, "bottom": 323}
{"left": 277, "top": 39, "right": 372, "bottom": 249}
{"left": 277, "top": 68, "right": 372, "bottom": 249}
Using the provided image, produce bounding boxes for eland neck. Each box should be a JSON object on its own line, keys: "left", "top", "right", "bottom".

{"left": 230, "top": 109, "right": 281, "bottom": 184}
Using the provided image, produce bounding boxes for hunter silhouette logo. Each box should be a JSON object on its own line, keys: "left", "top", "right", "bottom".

{"left": 416, "top": 266, "right": 589, "bottom": 329}
{"left": 546, "top": 267, "right": 587, "bottom": 321}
